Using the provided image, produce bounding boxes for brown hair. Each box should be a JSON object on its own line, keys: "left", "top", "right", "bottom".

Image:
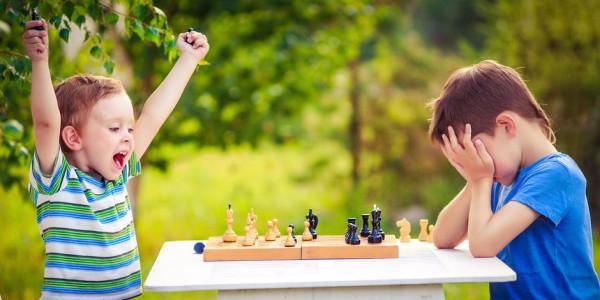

{"left": 54, "top": 75, "right": 125, "bottom": 151}
{"left": 428, "top": 60, "right": 555, "bottom": 144}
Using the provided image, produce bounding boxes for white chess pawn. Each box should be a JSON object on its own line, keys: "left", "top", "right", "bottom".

{"left": 302, "top": 220, "right": 313, "bottom": 241}
{"left": 284, "top": 226, "right": 296, "bottom": 247}
{"left": 242, "top": 225, "right": 255, "bottom": 246}
{"left": 273, "top": 219, "right": 281, "bottom": 238}
{"left": 265, "top": 220, "right": 276, "bottom": 241}
{"left": 427, "top": 224, "right": 435, "bottom": 243}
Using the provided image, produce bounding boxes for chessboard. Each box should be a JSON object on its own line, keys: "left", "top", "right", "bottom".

{"left": 203, "top": 235, "right": 398, "bottom": 261}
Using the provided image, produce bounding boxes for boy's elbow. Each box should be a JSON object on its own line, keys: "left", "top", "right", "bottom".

{"left": 433, "top": 234, "right": 459, "bottom": 249}
{"left": 468, "top": 241, "right": 498, "bottom": 258}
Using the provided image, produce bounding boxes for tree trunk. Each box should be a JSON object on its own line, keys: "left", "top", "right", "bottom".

{"left": 349, "top": 60, "right": 361, "bottom": 187}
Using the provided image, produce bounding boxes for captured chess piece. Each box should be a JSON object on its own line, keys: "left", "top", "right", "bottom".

{"left": 273, "top": 218, "right": 281, "bottom": 237}
{"left": 427, "top": 224, "right": 435, "bottom": 243}
{"left": 306, "top": 208, "right": 319, "bottom": 239}
{"left": 345, "top": 222, "right": 361, "bottom": 245}
{"left": 31, "top": 8, "right": 44, "bottom": 30}
{"left": 222, "top": 204, "right": 237, "bottom": 242}
{"left": 265, "top": 220, "right": 276, "bottom": 241}
{"left": 284, "top": 225, "right": 296, "bottom": 247}
{"left": 418, "top": 219, "right": 429, "bottom": 241}
{"left": 302, "top": 220, "right": 313, "bottom": 241}
{"left": 360, "top": 214, "right": 371, "bottom": 237}
{"left": 345, "top": 217, "right": 356, "bottom": 241}
{"left": 396, "top": 218, "right": 411, "bottom": 243}
{"left": 242, "top": 225, "right": 255, "bottom": 246}
{"left": 368, "top": 205, "right": 383, "bottom": 244}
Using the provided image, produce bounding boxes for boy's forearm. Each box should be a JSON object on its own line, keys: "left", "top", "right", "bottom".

{"left": 467, "top": 178, "right": 494, "bottom": 256}
{"left": 31, "top": 61, "right": 60, "bottom": 127}
{"left": 433, "top": 184, "right": 470, "bottom": 248}
{"left": 141, "top": 54, "right": 198, "bottom": 122}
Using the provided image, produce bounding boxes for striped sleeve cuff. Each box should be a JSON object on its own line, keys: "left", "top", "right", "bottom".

{"left": 30, "top": 149, "right": 69, "bottom": 196}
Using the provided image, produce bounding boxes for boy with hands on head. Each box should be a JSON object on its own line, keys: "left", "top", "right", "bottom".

{"left": 429, "top": 60, "right": 599, "bottom": 299}
{"left": 24, "top": 16, "right": 208, "bottom": 299}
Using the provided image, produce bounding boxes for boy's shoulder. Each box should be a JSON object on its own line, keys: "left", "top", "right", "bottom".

{"left": 521, "top": 152, "right": 585, "bottom": 188}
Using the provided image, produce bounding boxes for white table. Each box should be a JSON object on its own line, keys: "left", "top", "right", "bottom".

{"left": 144, "top": 240, "right": 515, "bottom": 299}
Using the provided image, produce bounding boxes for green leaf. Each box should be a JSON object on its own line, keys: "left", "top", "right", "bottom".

{"left": 90, "top": 46, "right": 101, "bottom": 58}
{"left": 198, "top": 60, "right": 210, "bottom": 66}
{"left": 59, "top": 28, "right": 70, "bottom": 42}
{"left": 75, "top": 15, "right": 86, "bottom": 28}
{"left": 88, "top": 4, "right": 101, "bottom": 19}
{"left": 131, "top": 19, "right": 144, "bottom": 39}
{"left": 135, "top": 4, "right": 149, "bottom": 19}
{"left": 64, "top": 1, "right": 74, "bottom": 18}
{"left": 153, "top": 6, "right": 166, "bottom": 18}
{"left": 106, "top": 12, "right": 119, "bottom": 25}
{"left": 2, "top": 119, "right": 24, "bottom": 141}
{"left": 145, "top": 26, "right": 161, "bottom": 46}
{"left": 103, "top": 60, "right": 114, "bottom": 74}
{"left": 50, "top": 16, "right": 62, "bottom": 28}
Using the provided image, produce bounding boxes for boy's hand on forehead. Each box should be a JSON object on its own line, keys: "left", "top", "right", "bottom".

{"left": 441, "top": 124, "right": 494, "bottom": 184}
{"left": 177, "top": 29, "right": 210, "bottom": 62}
{"left": 23, "top": 19, "right": 49, "bottom": 62}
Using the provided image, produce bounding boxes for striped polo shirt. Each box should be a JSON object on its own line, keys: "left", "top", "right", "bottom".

{"left": 29, "top": 149, "right": 142, "bottom": 299}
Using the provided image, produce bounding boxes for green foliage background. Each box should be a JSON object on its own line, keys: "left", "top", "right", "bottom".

{"left": 1, "top": 0, "right": 599, "bottom": 299}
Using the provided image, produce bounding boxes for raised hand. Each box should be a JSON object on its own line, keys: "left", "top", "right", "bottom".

{"left": 177, "top": 30, "right": 209, "bottom": 62}
{"left": 23, "top": 19, "right": 49, "bottom": 62}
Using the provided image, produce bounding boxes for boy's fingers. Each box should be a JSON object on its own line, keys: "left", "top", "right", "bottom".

{"left": 24, "top": 36, "right": 44, "bottom": 44}
{"left": 475, "top": 139, "right": 493, "bottom": 166}
{"left": 447, "top": 126, "right": 461, "bottom": 152}
{"left": 24, "top": 20, "right": 45, "bottom": 31}
{"left": 23, "top": 29, "right": 46, "bottom": 39}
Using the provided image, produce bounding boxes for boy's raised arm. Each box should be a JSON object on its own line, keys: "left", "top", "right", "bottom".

{"left": 24, "top": 20, "right": 61, "bottom": 175}
{"left": 134, "top": 31, "right": 209, "bottom": 159}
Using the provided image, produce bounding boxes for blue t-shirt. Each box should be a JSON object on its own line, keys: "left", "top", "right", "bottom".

{"left": 489, "top": 152, "right": 600, "bottom": 299}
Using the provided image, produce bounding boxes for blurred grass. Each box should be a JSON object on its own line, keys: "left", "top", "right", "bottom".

{"left": 1, "top": 143, "right": 599, "bottom": 299}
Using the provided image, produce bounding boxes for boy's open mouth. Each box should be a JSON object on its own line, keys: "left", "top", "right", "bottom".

{"left": 113, "top": 151, "right": 127, "bottom": 170}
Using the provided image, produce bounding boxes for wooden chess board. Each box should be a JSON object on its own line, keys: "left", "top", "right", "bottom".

{"left": 203, "top": 235, "right": 398, "bottom": 261}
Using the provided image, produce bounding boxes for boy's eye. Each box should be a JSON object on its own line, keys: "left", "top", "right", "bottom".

{"left": 109, "top": 127, "right": 119, "bottom": 132}
{"left": 128, "top": 128, "right": 134, "bottom": 134}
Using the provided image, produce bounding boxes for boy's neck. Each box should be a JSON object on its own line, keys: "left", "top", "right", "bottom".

{"left": 64, "top": 150, "right": 104, "bottom": 180}
{"left": 520, "top": 125, "right": 557, "bottom": 168}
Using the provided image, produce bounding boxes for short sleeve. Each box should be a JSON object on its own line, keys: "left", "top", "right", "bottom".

{"left": 509, "top": 161, "right": 571, "bottom": 226}
{"left": 123, "top": 151, "right": 142, "bottom": 182}
{"left": 29, "top": 149, "right": 70, "bottom": 196}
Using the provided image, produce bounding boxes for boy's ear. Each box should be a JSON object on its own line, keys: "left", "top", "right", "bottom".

{"left": 61, "top": 125, "right": 83, "bottom": 151}
{"left": 496, "top": 112, "right": 517, "bottom": 137}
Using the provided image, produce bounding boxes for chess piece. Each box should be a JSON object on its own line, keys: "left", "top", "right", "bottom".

{"left": 418, "top": 219, "right": 429, "bottom": 241}
{"left": 289, "top": 224, "right": 297, "bottom": 242}
{"left": 273, "top": 219, "right": 281, "bottom": 237}
{"left": 396, "top": 218, "right": 411, "bottom": 243}
{"left": 360, "top": 214, "right": 371, "bottom": 237}
{"left": 345, "top": 217, "right": 356, "bottom": 241}
{"left": 345, "top": 223, "right": 360, "bottom": 245}
{"left": 265, "top": 220, "right": 276, "bottom": 241}
{"left": 306, "top": 208, "right": 319, "bottom": 239}
{"left": 222, "top": 204, "right": 237, "bottom": 242}
{"left": 250, "top": 209, "right": 258, "bottom": 240}
{"left": 368, "top": 205, "right": 383, "bottom": 244}
{"left": 242, "top": 225, "right": 255, "bottom": 246}
{"left": 427, "top": 224, "right": 435, "bottom": 243}
{"left": 31, "top": 8, "right": 44, "bottom": 30}
{"left": 302, "top": 220, "right": 313, "bottom": 241}
{"left": 284, "top": 225, "right": 296, "bottom": 247}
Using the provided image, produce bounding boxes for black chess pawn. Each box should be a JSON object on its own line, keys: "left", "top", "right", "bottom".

{"left": 31, "top": 8, "right": 44, "bottom": 30}
{"left": 360, "top": 214, "right": 370, "bottom": 237}
{"left": 349, "top": 223, "right": 361, "bottom": 245}
{"left": 306, "top": 208, "right": 319, "bottom": 239}
{"left": 288, "top": 224, "right": 297, "bottom": 243}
